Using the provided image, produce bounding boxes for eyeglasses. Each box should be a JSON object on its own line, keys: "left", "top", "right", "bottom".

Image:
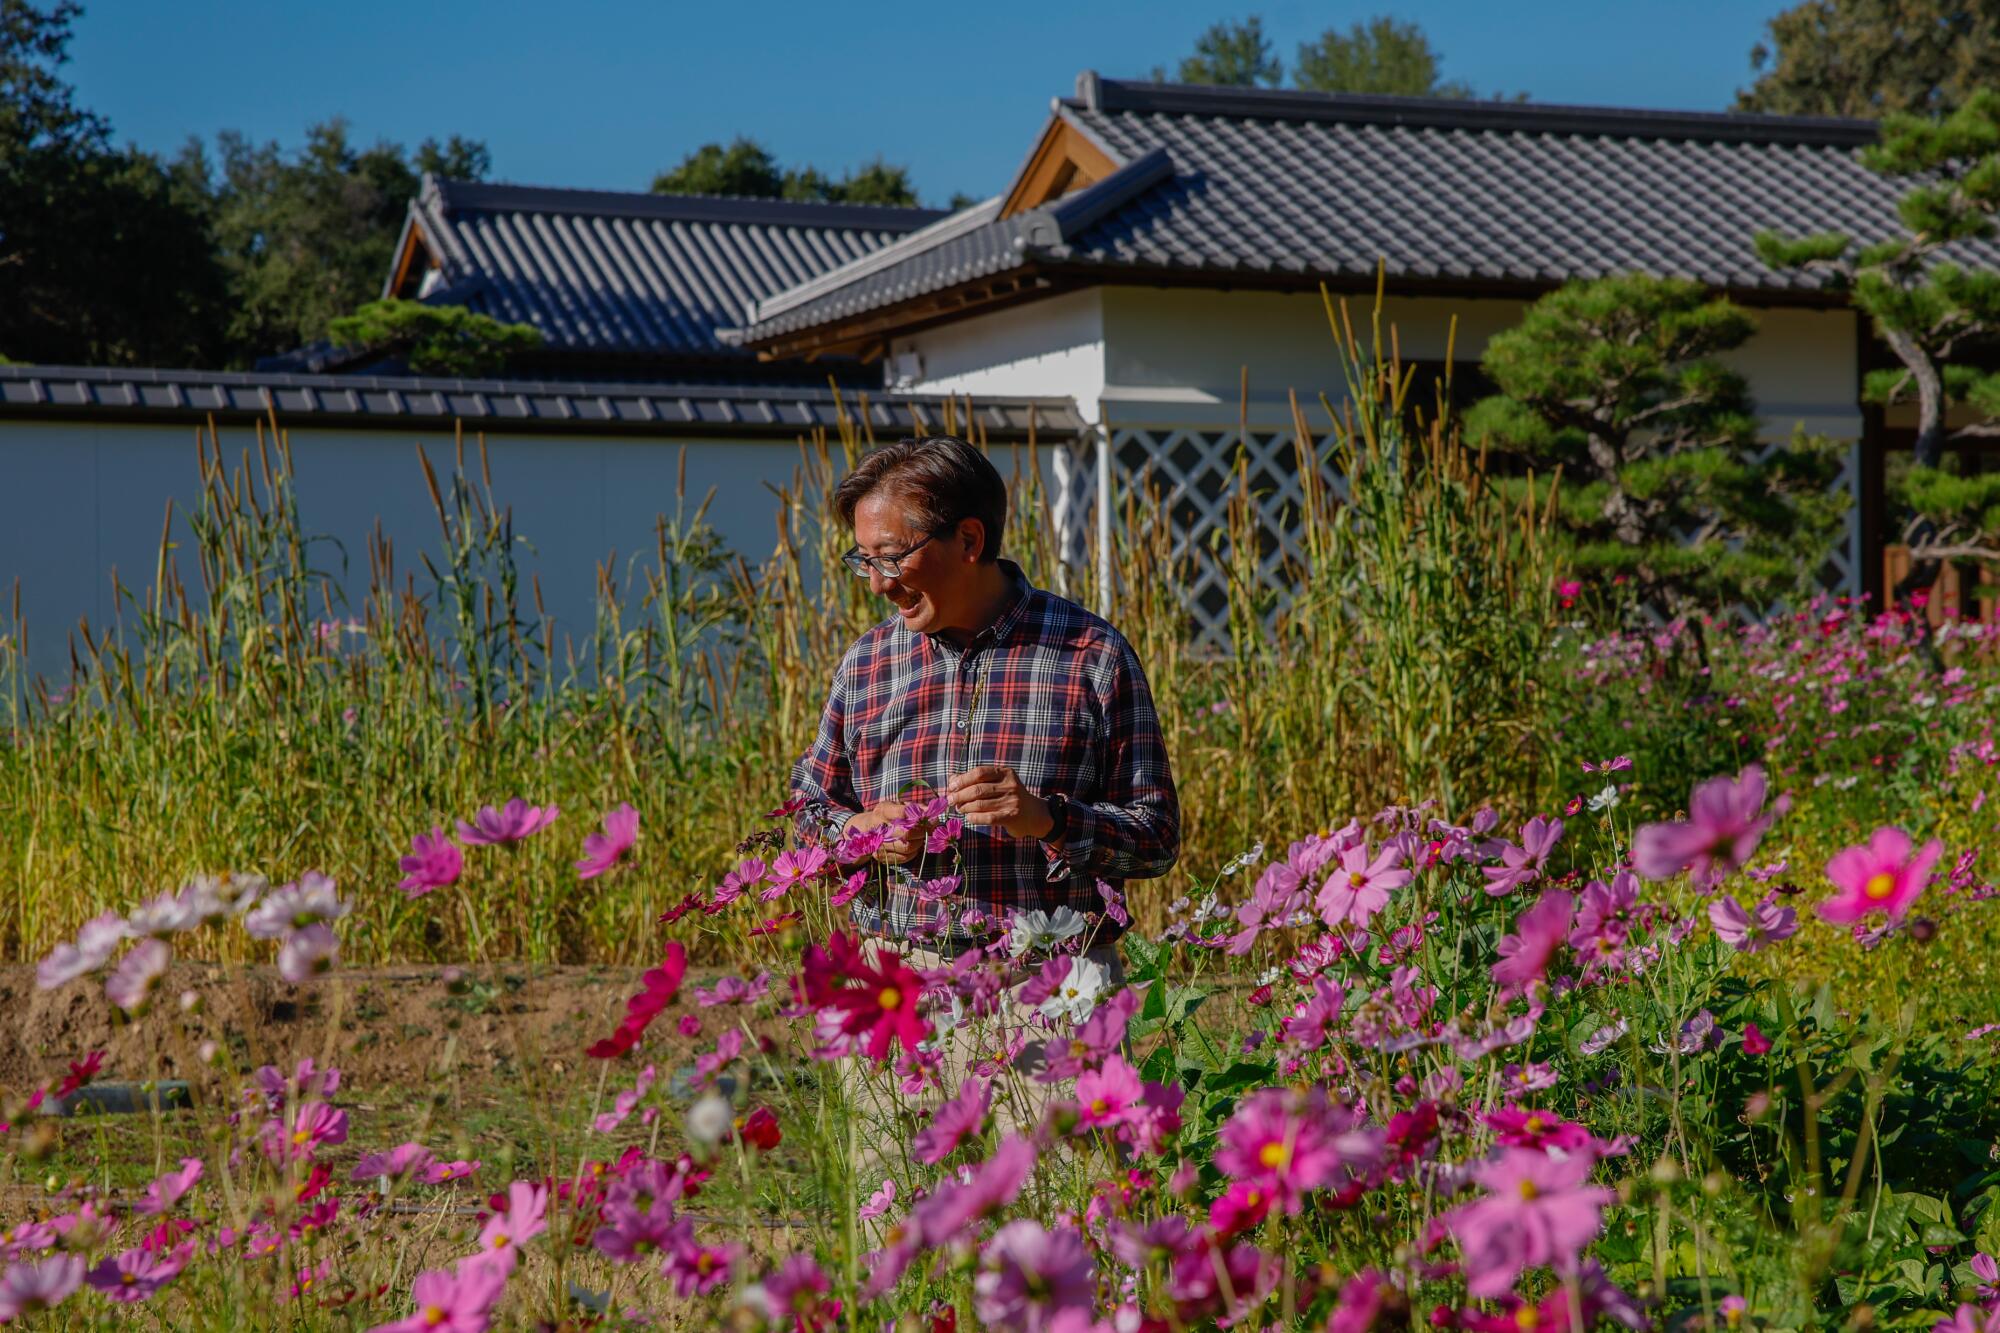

{"left": 841, "top": 531, "right": 940, "bottom": 580}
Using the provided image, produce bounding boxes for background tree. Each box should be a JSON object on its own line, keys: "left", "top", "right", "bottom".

{"left": 1293, "top": 16, "right": 1472, "bottom": 97}
{"left": 1737, "top": 0, "right": 2000, "bottom": 117}
{"left": 326, "top": 298, "right": 540, "bottom": 377}
{"left": 0, "top": 0, "right": 226, "bottom": 365}
{"left": 652, "top": 138, "right": 920, "bottom": 206}
{"left": 1757, "top": 89, "right": 2000, "bottom": 602}
{"left": 201, "top": 120, "right": 490, "bottom": 362}
{"left": 1158, "top": 15, "right": 1282, "bottom": 87}
{"left": 1464, "top": 274, "right": 1847, "bottom": 612}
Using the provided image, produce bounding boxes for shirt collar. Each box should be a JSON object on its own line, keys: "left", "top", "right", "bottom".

{"left": 924, "top": 558, "right": 1036, "bottom": 652}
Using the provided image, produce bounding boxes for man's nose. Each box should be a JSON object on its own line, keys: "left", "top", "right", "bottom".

{"left": 867, "top": 567, "right": 898, "bottom": 597}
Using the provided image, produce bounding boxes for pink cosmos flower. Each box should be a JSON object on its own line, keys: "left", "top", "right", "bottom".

{"left": 764, "top": 846, "right": 830, "bottom": 899}
{"left": 36, "top": 911, "right": 130, "bottom": 990}
{"left": 696, "top": 972, "right": 771, "bottom": 1007}
{"left": 0, "top": 1253, "right": 85, "bottom": 1320}
{"left": 712, "top": 857, "right": 767, "bottom": 905}
{"left": 1074, "top": 1055, "right": 1145, "bottom": 1131}
{"left": 912, "top": 1078, "right": 990, "bottom": 1164}
{"left": 1447, "top": 1147, "right": 1615, "bottom": 1297}
{"left": 1708, "top": 895, "right": 1797, "bottom": 952}
{"left": 1632, "top": 765, "right": 1776, "bottom": 887}
{"left": 1316, "top": 841, "right": 1412, "bottom": 930}
{"left": 1483, "top": 817, "right": 1564, "bottom": 896}
{"left": 1490, "top": 891, "right": 1575, "bottom": 996}
{"left": 858, "top": 1178, "right": 897, "bottom": 1221}
{"left": 1742, "top": 1023, "right": 1772, "bottom": 1056}
{"left": 576, "top": 803, "right": 639, "bottom": 880}
{"left": 1108, "top": 1215, "right": 1197, "bottom": 1270}
{"left": 420, "top": 1158, "right": 481, "bottom": 1185}
{"left": 1228, "top": 861, "right": 1308, "bottom": 955}
{"left": 908, "top": 1135, "right": 1038, "bottom": 1246}
{"left": 84, "top": 1243, "right": 190, "bottom": 1302}
{"left": 244, "top": 871, "right": 349, "bottom": 938}
{"left": 1934, "top": 1306, "right": 2000, "bottom": 1333}
{"left": 370, "top": 1254, "right": 509, "bottom": 1333}
{"left": 456, "top": 798, "right": 559, "bottom": 846}
{"left": 592, "top": 1065, "right": 657, "bottom": 1134}
{"left": 1819, "top": 827, "right": 1944, "bottom": 924}
{"left": 278, "top": 923, "right": 339, "bottom": 984}
{"left": 476, "top": 1181, "right": 548, "bottom": 1271}
{"left": 1481, "top": 1108, "right": 1596, "bottom": 1153}
{"left": 397, "top": 828, "right": 462, "bottom": 897}
{"left": 105, "top": 938, "right": 171, "bottom": 1014}
{"left": 1215, "top": 1086, "right": 1382, "bottom": 1214}
{"left": 352, "top": 1143, "right": 437, "bottom": 1183}
{"left": 1280, "top": 975, "right": 1346, "bottom": 1050}
{"left": 266, "top": 1100, "right": 348, "bottom": 1163}
{"left": 973, "top": 1220, "right": 1096, "bottom": 1330}
{"left": 133, "top": 1157, "right": 204, "bottom": 1216}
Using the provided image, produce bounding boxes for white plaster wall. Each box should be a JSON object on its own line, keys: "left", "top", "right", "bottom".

{"left": 0, "top": 420, "right": 1058, "bottom": 682}
{"left": 1717, "top": 306, "right": 1863, "bottom": 440}
{"left": 895, "top": 288, "right": 1107, "bottom": 419}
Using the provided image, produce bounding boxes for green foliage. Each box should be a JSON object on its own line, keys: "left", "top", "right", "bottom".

{"left": 1162, "top": 14, "right": 1282, "bottom": 87}
{"left": 1467, "top": 274, "right": 1841, "bottom": 612}
{"left": 1292, "top": 15, "right": 1473, "bottom": 98}
{"left": 1737, "top": 0, "right": 2000, "bottom": 117}
{"left": 325, "top": 298, "right": 542, "bottom": 377}
{"left": 650, "top": 137, "right": 920, "bottom": 206}
{"left": 0, "top": 1, "right": 228, "bottom": 365}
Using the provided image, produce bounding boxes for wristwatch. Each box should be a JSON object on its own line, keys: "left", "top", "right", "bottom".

{"left": 1042, "top": 792, "right": 1070, "bottom": 842}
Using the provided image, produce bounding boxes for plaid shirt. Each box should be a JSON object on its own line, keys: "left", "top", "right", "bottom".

{"left": 791, "top": 560, "right": 1179, "bottom": 943}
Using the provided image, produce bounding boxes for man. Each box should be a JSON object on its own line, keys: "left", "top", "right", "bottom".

{"left": 791, "top": 433, "right": 1179, "bottom": 956}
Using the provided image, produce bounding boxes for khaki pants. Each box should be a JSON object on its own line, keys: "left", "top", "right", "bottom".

{"left": 838, "top": 940, "right": 1125, "bottom": 1225}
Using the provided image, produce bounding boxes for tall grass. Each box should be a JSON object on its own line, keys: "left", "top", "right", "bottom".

{"left": 0, "top": 293, "right": 1559, "bottom": 964}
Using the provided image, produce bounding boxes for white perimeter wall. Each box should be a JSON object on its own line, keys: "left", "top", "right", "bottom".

{"left": 0, "top": 418, "right": 1059, "bottom": 682}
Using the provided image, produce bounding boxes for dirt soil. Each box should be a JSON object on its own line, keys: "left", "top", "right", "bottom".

{"left": 0, "top": 962, "right": 770, "bottom": 1094}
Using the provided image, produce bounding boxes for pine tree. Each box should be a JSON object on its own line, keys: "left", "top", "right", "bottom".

{"left": 1737, "top": 0, "right": 2000, "bottom": 118}
{"left": 1464, "top": 274, "right": 1847, "bottom": 613}
{"left": 1757, "top": 89, "right": 2000, "bottom": 601}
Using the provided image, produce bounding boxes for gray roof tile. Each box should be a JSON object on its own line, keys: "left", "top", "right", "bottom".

{"left": 739, "top": 75, "right": 2000, "bottom": 346}
{"left": 0, "top": 365, "right": 1082, "bottom": 440}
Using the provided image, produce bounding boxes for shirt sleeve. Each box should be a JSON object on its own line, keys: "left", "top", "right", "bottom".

{"left": 1044, "top": 635, "right": 1180, "bottom": 881}
{"left": 790, "top": 651, "right": 861, "bottom": 843}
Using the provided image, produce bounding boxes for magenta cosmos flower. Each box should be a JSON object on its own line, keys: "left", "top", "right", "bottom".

{"left": 576, "top": 803, "right": 639, "bottom": 880}
{"left": 456, "top": 798, "right": 559, "bottom": 846}
{"left": 133, "top": 1156, "right": 204, "bottom": 1216}
{"left": 84, "top": 1243, "right": 190, "bottom": 1303}
{"left": 1632, "top": 765, "right": 1776, "bottom": 887}
{"left": 1483, "top": 816, "right": 1564, "bottom": 896}
{"left": 1315, "top": 841, "right": 1411, "bottom": 930}
{"left": 353, "top": 1142, "right": 438, "bottom": 1183}
{"left": 476, "top": 1180, "right": 548, "bottom": 1270}
{"left": 398, "top": 828, "right": 462, "bottom": 898}
{"left": 1447, "top": 1147, "right": 1615, "bottom": 1297}
{"left": 1490, "top": 891, "right": 1575, "bottom": 996}
{"left": 1215, "top": 1086, "right": 1382, "bottom": 1213}
{"left": 911, "top": 1077, "right": 990, "bottom": 1164}
{"left": 1818, "top": 827, "right": 1944, "bottom": 924}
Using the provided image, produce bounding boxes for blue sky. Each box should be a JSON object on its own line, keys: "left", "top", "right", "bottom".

{"left": 69, "top": 1, "right": 1794, "bottom": 207}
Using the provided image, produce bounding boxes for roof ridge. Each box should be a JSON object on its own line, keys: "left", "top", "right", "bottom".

{"left": 428, "top": 178, "right": 950, "bottom": 231}
{"left": 1064, "top": 72, "right": 1880, "bottom": 148}
{"left": 748, "top": 196, "right": 1012, "bottom": 324}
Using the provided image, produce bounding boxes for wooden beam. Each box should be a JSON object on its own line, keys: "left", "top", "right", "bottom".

{"left": 753, "top": 276, "right": 1057, "bottom": 361}
{"left": 388, "top": 223, "right": 434, "bottom": 300}
{"left": 999, "top": 118, "right": 1119, "bottom": 219}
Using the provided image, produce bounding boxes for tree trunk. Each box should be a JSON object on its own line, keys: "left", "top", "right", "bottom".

{"left": 1883, "top": 328, "right": 1946, "bottom": 608}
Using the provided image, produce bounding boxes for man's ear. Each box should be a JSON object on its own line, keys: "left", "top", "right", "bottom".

{"left": 956, "top": 517, "right": 986, "bottom": 562}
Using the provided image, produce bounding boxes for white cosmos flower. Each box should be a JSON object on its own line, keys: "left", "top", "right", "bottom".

{"left": 1037, "top": 956, "right": 1108, "bottom": 1024}
{"left": 686, "top": 1094, "right": 733, "bottom": 1147}
{"left": 1007, "top": 907, "right": 1087, "bottom": 958}
{"left": 1587, "top": 785, "right": 1620, "bottom": 812}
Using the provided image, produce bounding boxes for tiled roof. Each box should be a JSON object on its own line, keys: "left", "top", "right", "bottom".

{"left": 0, "top": 365, "right": 1083, "bottom": 440}
{"left": 738, "top": 73, "right": 2000, "bottom": 346}
{"left": 399, "top": 176, "right": 947, "bottom": 361}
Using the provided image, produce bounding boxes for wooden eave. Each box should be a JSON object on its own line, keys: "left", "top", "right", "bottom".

{"left": 388, "top": 223, "right": 436, "bottom": 300}
{"left": 753, "top": 272, "right": 1068, "bottom": 362}
{"left": 998, "top": 116, "right": 1120, "bottom": 218}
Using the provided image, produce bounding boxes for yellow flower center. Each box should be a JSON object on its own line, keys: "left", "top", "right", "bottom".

{"left": 292, "top": 1129, "right": 311, "bottom": 1145}
{"left": 1517, "top": 1179, "right": 1540, "bottom": 1202}
{"left": 490, "top": 1232, "right": 509, "bottom": 1249}
{"left": 424, "top": 1307, "right": 448, "bottom": 1328}
{"left": 1525, "top": 1115, "right": 1546, "bottom": 1132}
{"left": 121, "top": 1272, "right": 137, "bottom": 1286}
{"left": 1091, "top": 1098, "right": 1110, "bottom": 1116}
{"left": 1069, "top": 1040, "right": 1089, "bottom": 1058}
{"left": 1258, "top": 1141, "right": 1291, "bottom": 1169}
{"left": 1515, "top": 1306, "right": 1541, "bottom": 1331}
{"left": 1350, "top": 872, "right": 1367, "bottom": 888}
{"left": 878, "top": 986, "right": 902, "bottom": 1011}
{"left": 1864, "top": 871, "right": 1896, "bottom": 900}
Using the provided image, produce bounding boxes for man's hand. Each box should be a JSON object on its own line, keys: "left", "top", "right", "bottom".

{"left": 844, "top": 801, "right": 921, "bottom": 865}
{"left": 947, "top": 765, "right": 1055, "bottom": 840}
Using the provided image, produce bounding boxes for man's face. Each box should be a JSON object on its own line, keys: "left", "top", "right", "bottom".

{"left": 852, "top": 490, "right": 976, "bottom": 635}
